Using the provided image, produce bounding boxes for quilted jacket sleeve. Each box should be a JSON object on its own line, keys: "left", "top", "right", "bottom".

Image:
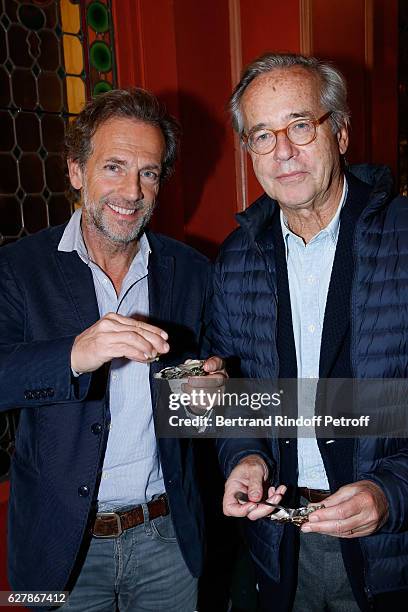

{"left": 360, "top": 441, "right": 408, "bottom": 533}
{"left": 210, "top": 251, "right": 276, "bottom": 480}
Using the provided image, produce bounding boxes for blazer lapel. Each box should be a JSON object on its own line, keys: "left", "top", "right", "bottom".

{"left": 54, "top": 248, "right": 100, "bottom": 331}
{"left": 146, "top": 233, "right": 175, "bottom": 392}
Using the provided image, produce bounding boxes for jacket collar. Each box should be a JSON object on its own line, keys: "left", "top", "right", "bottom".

{"left": 51, "top": 226, "right": 174, "bottom": 346}
{"left": 235, "top": 164, "right": 394, "bottom": 242}
{"left": 145, "top": 231, "right": 175, "bottom": 380}
{"left": 145, "top": 230, "right": 174, "bottom": 325}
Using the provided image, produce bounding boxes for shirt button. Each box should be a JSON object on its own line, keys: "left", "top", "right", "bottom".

{"left": 308, "top": 324, "right": 315, "bottom": 333}
{"left": 91, "top": 423, "right": 102, "bottom": 435}
{"left": 78, "top": 485, "right": 90, "bottom": 497}
{"left": 102, "top": 472, "right": 109, "bottom": 479}
{"left": 307, "top": 275, "right": 315, "bottom": 284}
{"left": 111, "top": 373, "right": 118, "bottom": 381}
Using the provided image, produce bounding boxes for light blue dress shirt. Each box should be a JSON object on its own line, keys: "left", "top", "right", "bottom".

{"left": 280, "top": 179, "right": 348, "bottom": 489}
{"left": 58, "top": 209, "right": 165, "bottom": 509}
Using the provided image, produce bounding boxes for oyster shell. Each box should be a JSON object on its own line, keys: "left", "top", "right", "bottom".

{"left": 154, "top": 359, "right": 206, "bottom": 380}
{"left": 269, "top": 503, "right": 325, "bottom": 526}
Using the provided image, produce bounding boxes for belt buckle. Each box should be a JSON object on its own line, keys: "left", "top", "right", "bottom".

{"left": 94, "top": 511, "right": 123, "bottom": 538}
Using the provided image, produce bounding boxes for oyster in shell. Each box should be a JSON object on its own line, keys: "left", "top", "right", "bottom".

{"left": 154, "top": 359, "right": 206, "bottom": 380}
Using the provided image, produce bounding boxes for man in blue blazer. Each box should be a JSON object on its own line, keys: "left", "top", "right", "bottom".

{"left": 0, "top": 88, "right": 222, "bottom": 610}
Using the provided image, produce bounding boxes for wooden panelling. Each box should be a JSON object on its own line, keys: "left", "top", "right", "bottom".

{"left": 310, "top": 0, "right": 397, "bottom": 175}
{"left": 171, "top": 0, "right": 238, "bottom": 257}
{"left": 371, "top": 0, "right": 398, "bottom": 177}
{"left": 312, "top": 0, "right": 368, "bottom": 164}
{"left": 229, "top": 0, "right": 248, "bottom": 212}
{"left": 300, "top": 0, "right": 313, "bottom": 56}
{"left": 239, "top": 0, "right": 302, "bottom": 204}
{"left": 112, "top": 0, "right": 238, "bottom": 256}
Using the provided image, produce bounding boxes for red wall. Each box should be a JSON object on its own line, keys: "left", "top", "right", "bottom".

{"left": 312, "top": 0, "right": 398, "bottom": 175}
{"left": 111, "top": 0, "right": 398, "bottom": 258}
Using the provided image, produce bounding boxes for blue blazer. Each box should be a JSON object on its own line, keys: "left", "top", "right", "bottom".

{"left": 0, "top": 224, "right": 211, "bottom": 591}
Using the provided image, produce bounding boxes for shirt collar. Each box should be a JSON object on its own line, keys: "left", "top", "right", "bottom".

{"left": 280, "top": 176, "right": 348, "bottom": 246}
{"left": 57, "top": 207, "right": 151, "bottom": 269}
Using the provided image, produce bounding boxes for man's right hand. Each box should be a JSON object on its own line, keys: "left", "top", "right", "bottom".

{"left": 223, "top": 454, "right": 287, "bottom": 521}
{"left": 71, "top": 312, "right": 170, "bottom": 374}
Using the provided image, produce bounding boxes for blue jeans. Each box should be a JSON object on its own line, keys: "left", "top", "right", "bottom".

{"left": 64, "top": 508, "right": 197, "bottom": 611}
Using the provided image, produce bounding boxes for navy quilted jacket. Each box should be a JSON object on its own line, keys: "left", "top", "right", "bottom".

{"left": 212, "top": 165, "right": 408, "bottom": 600}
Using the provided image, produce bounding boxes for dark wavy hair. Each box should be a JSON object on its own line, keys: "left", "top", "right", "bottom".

{"left": 65, "top": 88, "right": 180, "bottom": 198}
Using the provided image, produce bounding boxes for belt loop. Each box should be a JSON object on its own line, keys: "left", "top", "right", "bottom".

{"left": 142, "top": 502, "right": 152, "bottom": 535}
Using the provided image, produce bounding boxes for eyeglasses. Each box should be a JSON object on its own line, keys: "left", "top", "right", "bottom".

{"left": 242, "top": 111, "right": 332, "bottom": 155}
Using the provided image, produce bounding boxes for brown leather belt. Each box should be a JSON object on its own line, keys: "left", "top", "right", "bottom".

{"left": 92, "top": 494, "right": 169, "bottom": 538}
{"left": 298, "top": 487, "right": 331, "bottom": 504}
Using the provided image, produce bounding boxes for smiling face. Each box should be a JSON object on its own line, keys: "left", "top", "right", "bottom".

{"left": 240, "top": 67, "right": 348, "bottom": 215}
{"left": 68, "top": 117, "right": 165, "bottom": 249}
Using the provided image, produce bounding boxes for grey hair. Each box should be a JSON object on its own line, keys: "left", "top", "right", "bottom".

{"left": 230, "top": 53, "right": 350, "bottom": 137}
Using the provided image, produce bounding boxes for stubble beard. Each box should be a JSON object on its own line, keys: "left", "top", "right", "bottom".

{"left": 82, "top": 184, "right": 156, "bottom": 245}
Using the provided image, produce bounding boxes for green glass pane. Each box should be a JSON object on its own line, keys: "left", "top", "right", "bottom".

{"left": 15, "top": 112, "right": 41, "bottom": 152}
{"left": 87, "top": 1, "right": 109, "bottom": 33}
{"left": 18, "top": 4, "right": 46, "bottom": 31}
{"left": 0, "top": 112, "right": 14, "bottom": 151}
{"left": 90, "top": 41, "right": 111, "bottom": 73}
{"left": 19, "top": 154, "right": 44, "bottom": 193}
{"left": 93, "top": 80, "right": 112, "bottom": 96}
{"left": 23, "top": 195, "right": 47, "bottom": 233}
{"left": 0, "top": 196, "right": 21, "bottom": 236}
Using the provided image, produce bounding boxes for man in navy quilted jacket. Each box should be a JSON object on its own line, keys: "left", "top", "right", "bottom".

{"left": 212, "top": 53, "right": 408, "bottom": 611}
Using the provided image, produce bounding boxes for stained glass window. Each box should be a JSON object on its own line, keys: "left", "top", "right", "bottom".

{"left": 0, "top": 0, "right": 117, "bottom": 480}
{"left": 0, "top": 0, "right": 117, "bottom": 247}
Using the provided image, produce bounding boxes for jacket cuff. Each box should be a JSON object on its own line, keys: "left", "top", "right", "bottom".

{"left": 362, "top": 472, "right": 407, "bottom": 533}
{"left": 224, "top": 449, "right": 275, "bottom": 480}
